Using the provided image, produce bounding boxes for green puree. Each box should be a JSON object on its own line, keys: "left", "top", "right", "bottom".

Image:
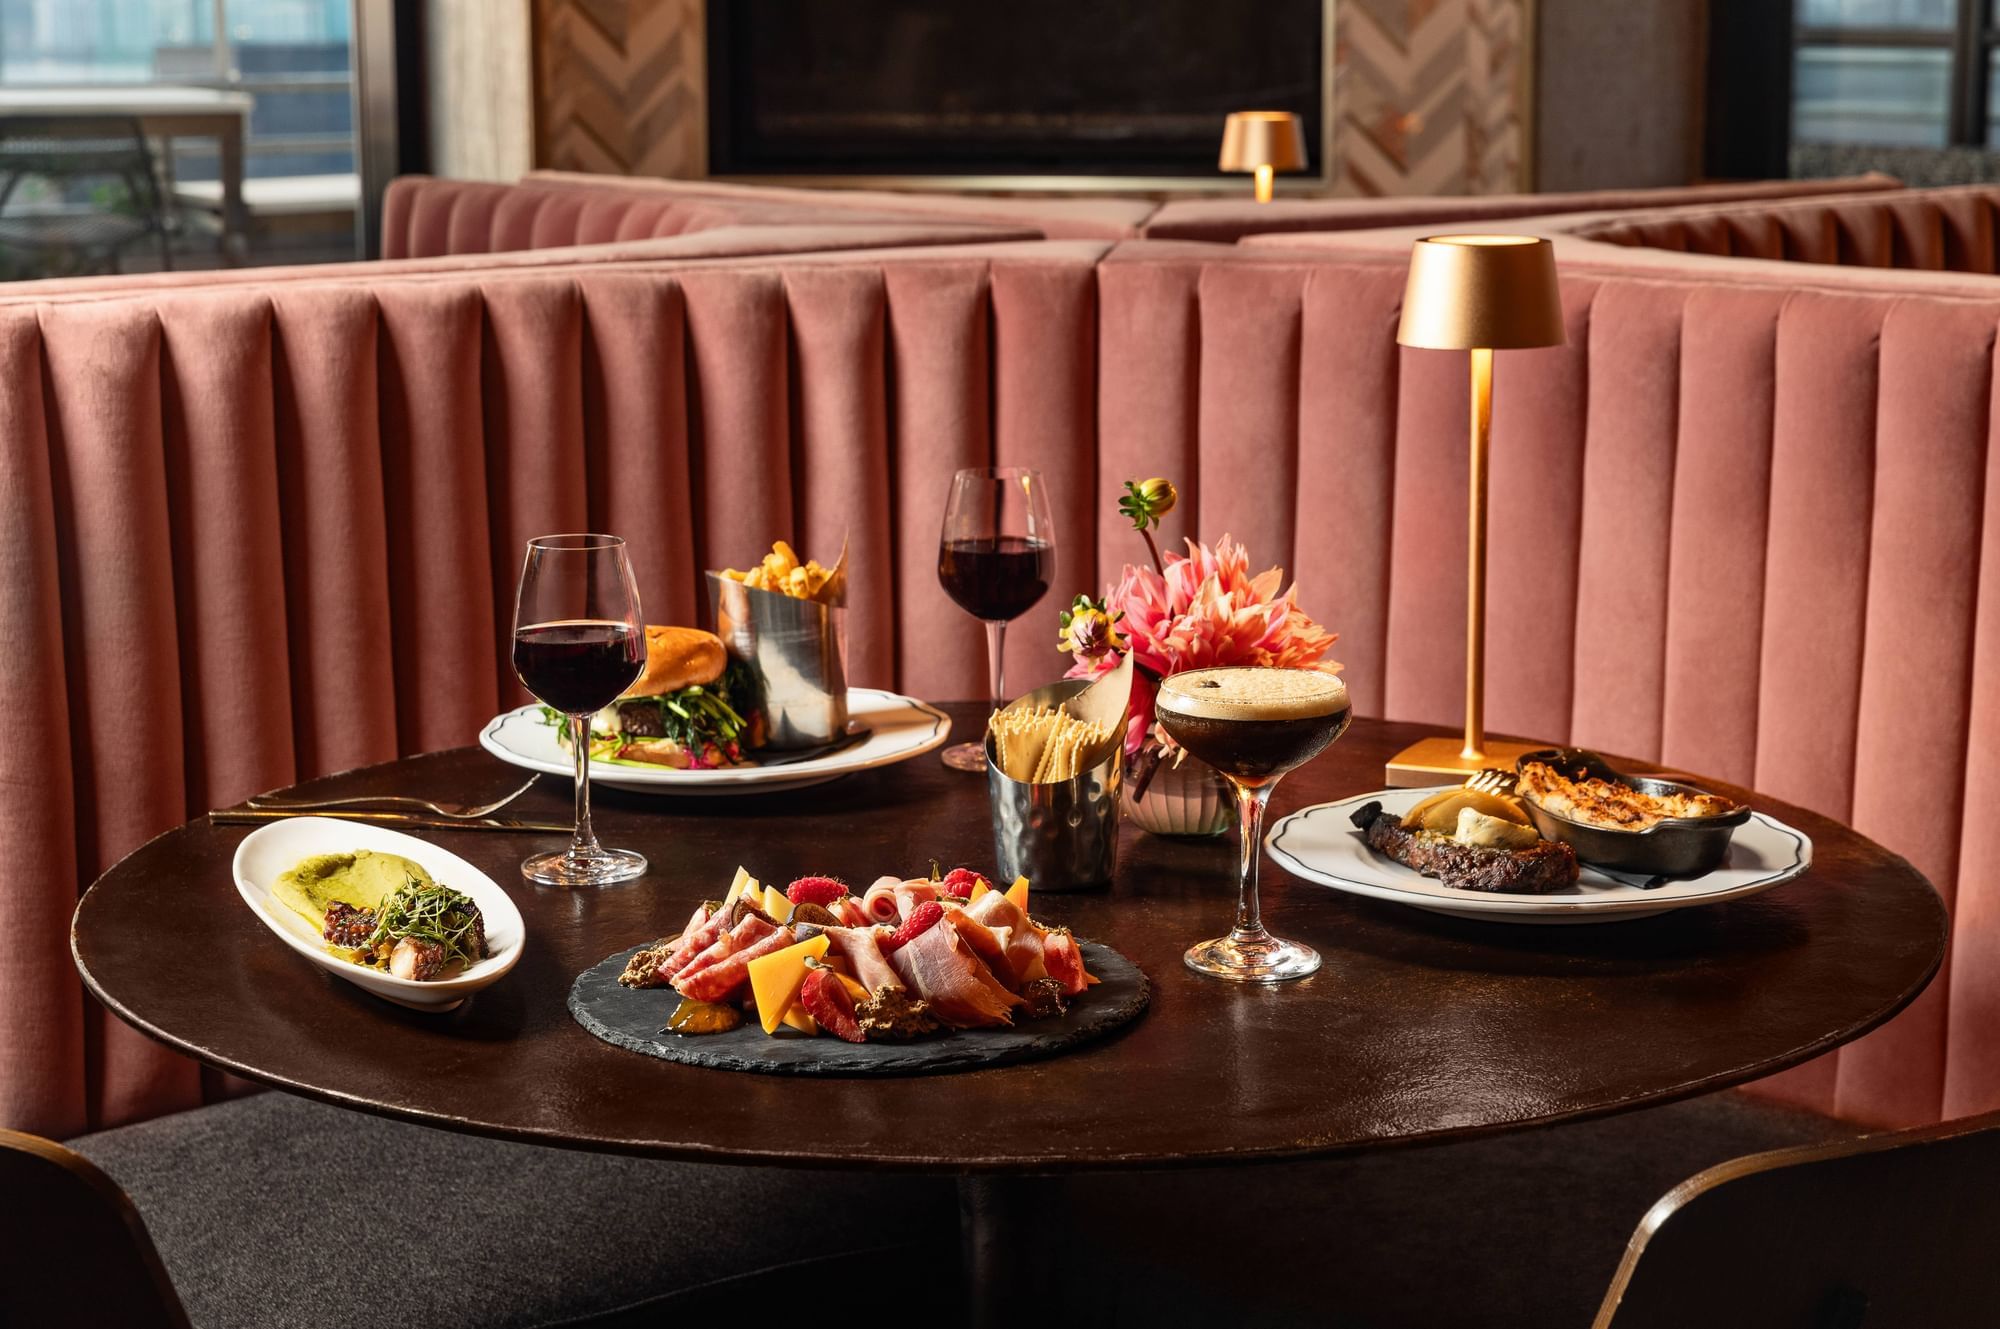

{"left": 273, "top": 850, "right": 431, "bottom": 929}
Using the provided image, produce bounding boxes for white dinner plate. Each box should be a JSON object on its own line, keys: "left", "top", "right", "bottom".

{"left": 1265, "top": 786, "right": 1813, "bottom": 924}
{"left": 232, "top": 817, "right": 525, "bottom": 1010}
{"left": 478, "top": 688, "right": 952, "bottom": 795}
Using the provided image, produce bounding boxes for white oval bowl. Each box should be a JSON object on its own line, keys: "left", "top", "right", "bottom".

{"left": 232, "top": 816, "right": 525, "bottom": 1011}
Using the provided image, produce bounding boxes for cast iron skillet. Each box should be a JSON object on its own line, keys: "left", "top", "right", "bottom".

{"left": 1514, "top": 747, "right": 1752, "bottom": 878}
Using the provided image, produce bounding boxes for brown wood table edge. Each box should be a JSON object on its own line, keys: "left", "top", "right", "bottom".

{"left": 69, "top": 858, "right": 1948, "bottom": 1176}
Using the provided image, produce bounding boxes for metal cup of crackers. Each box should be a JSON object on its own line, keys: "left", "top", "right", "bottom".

{"left": 985, "top": 672, "right": 1129, "bottom": 892}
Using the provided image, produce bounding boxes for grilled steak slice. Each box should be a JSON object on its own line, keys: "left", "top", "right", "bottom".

{"left": 1351, "top": 801, "right": 1579, "bottom": 894}
{"left": 612, "top": 699, "right": 667, "bottom": 738}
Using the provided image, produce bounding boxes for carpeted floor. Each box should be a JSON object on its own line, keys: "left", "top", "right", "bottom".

{"left": 69, "top": 1088, "right": 1855, "bottom": 1329}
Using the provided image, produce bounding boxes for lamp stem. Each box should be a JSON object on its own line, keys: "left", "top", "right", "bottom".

{"left": 1464, "top": 347, "right": 1493, "bottom": 763}
{"left": 1254, "top": 164, "right": 1273, "bottom": 203}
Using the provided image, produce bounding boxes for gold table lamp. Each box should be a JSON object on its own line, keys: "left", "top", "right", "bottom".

{"left": 1220, "top": 111, "right": 1307, "bottom": 203}
{"left": 1385, "top": 235, "right": 1566, "bottom": 787}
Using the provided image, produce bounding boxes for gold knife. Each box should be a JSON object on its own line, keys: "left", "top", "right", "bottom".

{"left": 208, "top": 807, "right": 570, "bottom": 834}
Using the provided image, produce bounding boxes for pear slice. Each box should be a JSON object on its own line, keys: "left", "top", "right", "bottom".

{"left": 1400, "top": 789, "right": 1531, "bottom": 833}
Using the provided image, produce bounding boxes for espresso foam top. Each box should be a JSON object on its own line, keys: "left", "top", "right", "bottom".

{"left": 1155, "top": 667, "right": 1349, "bottom": 721}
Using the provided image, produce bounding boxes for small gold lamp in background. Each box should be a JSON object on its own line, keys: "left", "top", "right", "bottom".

{"left": 1385, "top": 234, "right": 1567, "bottom": 787}
{"left": 1219, "top": 110, "right": 1307, "bottom": 202}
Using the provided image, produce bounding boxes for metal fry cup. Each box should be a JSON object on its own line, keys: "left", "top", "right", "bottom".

{"left": 986, "top": 679, "right": 1123, "bottom": 892}
{"left": 707, "top": 573, "right": 848, "bottom": 749}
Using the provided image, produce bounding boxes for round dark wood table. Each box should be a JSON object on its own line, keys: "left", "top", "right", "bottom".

{"left": 74, "top": 708, "right": 1945, "bottom": 1318}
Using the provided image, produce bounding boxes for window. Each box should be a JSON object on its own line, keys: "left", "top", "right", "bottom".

{"left": 0, "top": 0, "right": 360, "bottom": 274}
{"left": 1794, "top": 0, "right": 2000, "bottom": 146}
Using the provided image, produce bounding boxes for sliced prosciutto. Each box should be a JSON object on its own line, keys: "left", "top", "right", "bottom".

{"left": 1042, "top": 930, "right": 1090, "bottom": 996}
{"left": 962, "top": 891, "right": 1049, "bottom": 984}
{"left": 675, "top": 924, "right": 796, "bottom": 1002}
{"left": 888, "top": 917, "right": 1024, "bottom": 1028}
{"left": 944, "top": 908, "right": 1021, "bottom": 987}
{"left": 893, "top": 881, "right": 939, "bottom": 921}
{"left": 825, "top": 925, "right": 903, "bottom": 994}
{"left": 861, "top": 876, "right": 940, "bottom": 924}
{"left": 859, "top": 876, "right": 905, "bottom": 924}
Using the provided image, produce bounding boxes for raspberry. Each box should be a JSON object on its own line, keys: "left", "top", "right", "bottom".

{"left": 881, "top": 899, "right": 945, "bottom": 953}
{"left": 938, "top": 867, "right": 985, "bottom": 899}
{"left": 799, "top": 967, "right": 865, "bottom": 1043}
{"left": 786, "top": 876, "right": 847, "bottom": 906}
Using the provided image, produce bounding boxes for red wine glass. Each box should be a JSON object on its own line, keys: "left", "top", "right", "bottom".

{"left": 512, "top": 534, "right": 648, "bottom": 886}
{"left": 936, "top": 466, "right": 1056, "bottom": 772}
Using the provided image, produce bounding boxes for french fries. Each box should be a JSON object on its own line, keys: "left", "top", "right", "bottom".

{"left": 720, "top": 540, "right": 837, "bottom": 600}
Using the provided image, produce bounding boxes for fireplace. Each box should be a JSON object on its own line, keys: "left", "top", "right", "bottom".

{"left": 704, "top": 0, "right": 1330, "bottom": 187}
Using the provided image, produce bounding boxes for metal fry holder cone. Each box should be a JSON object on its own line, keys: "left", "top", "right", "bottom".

{"left": 707, "top": 542, "right": 849, "bottom": 749}
{"left": 986, "top": 676, "right": 1127, "bottom": 892}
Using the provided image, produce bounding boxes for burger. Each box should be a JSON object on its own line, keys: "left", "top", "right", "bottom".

{"left": 550, "top": 626, "right": 764, "bottom": 768}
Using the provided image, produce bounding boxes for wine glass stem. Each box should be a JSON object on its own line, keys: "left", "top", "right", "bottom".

{"left": 985, "top": 620, "right": 1007, "bottom": 703}
{"left": 570, "top": 712, "right": 601, "bottom": 858}
{"left": 1229, "top": 779, "right": 1276, "bottom": 944}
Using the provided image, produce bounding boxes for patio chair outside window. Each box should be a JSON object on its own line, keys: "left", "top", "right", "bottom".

{"left": 0, "top": 116, "right": 174, "bottom": 278}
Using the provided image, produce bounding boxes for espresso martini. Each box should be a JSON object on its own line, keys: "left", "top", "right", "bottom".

{"left": 1156, "top": 667, "right": 1352, "bottom": 784}
{"left": 1156, "top": 667, "right": 1351, "bottom": 983}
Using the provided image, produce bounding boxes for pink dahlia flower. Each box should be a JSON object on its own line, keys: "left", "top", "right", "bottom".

{"left": 1065, "top": 535, "right": 1339, "bottom": 754}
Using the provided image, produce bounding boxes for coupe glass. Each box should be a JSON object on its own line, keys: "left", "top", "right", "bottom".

{"left": 1154, "top": 666, "right": 1352, "bottom": 981}
{"left": 511, "top": 534, "right": 648, "bottom": 886}
{"left": 935, "top": 466, "right": 1056, "bottom": 771}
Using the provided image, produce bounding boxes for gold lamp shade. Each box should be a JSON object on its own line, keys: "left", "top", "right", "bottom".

{"left": 1219, "top": 111, "right": 1308, "bottom": 202}
{"left": 1396, "top": 235, "right": 1565, "bottom": 351}
{"left": 1384, "top": 234, "right": 1567, "bottom": 787}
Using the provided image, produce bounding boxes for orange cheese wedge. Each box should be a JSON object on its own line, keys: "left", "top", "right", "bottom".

{"left": 747, "top": 934, "right": 830, "bottom": 1035}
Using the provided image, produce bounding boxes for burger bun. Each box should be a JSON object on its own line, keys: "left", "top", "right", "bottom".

{"left": 623, "top": 626, "right": 727, "bottom": 699}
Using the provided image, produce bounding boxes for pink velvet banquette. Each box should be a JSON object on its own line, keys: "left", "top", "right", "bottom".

{"left": 4, "top": 169, "right": 1992, "bottom": 1146}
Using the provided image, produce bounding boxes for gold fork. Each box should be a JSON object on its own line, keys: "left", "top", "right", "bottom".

{"left": 247, "top": 775, "right": 539, "bottom": 819}
{"left": 1464, "top": 768, "right": 1517, "bottom": 797}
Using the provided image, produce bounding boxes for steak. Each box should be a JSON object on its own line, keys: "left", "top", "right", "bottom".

{"left": 1351, "top": 802, "right": 1579, "bottom": 895}
{"left": 612, "top": 700, "right": 667, "bottom": 738}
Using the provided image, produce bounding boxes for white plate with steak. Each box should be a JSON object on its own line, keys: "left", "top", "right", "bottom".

{"left": 1266, "top": 787, "right": 1812, "bottom": 924}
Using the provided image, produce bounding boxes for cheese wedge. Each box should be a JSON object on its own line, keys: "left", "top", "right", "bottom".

{"left": 969, "top": 881, "right": 990, "bottom": 903}
{"left": 780, "top": 1003, "right": 819, "bottom": 1035}
{"left": 834, "top": 971, "right": 870, "bottom": 1005}
{"left": 722, "top": 867, "right": 758, "bottom": 906}
{"left": 761, "top": 884, "right": 791, "bottom": 922}
{"left": 1004, "top": 875, "right": 1029, "bottom": 913}
{"left": 747, "top": 934, "right": 830, "bottom": 1035}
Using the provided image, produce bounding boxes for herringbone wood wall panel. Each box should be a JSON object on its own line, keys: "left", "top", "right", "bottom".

{"left": 1335, "top": 0, "right": 1529, "bottom": 195}
{"left": 534, "top": 0, "right": 707, "bottom": 177}
{"left": 530, "top": 0, "right": 1532, "bottom": 194}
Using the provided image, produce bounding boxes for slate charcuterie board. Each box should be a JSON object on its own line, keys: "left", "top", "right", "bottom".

{"left": 568, "top": 939, "right": 1149, "bottom": 1075}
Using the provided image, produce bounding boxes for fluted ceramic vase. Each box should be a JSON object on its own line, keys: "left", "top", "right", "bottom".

{"left": 1124, "top": 751, "right": 1232, "bottom": 838}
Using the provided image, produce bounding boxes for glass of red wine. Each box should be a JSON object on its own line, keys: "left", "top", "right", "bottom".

{"left": 512, "top": 534, "right": 648, "bottom": 886}
{"left": 936, "top": 466, "right": 1056, "bottom": 772}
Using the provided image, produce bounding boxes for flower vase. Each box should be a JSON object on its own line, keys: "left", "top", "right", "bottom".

{"left": 1125, "top": 752, "right": 1232, "bottom": 838}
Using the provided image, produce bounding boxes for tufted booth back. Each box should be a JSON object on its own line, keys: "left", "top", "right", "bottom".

{"left": 0, "top": 237, "right": 1111, "bottom": 1138}
{"left": 7, "top": 185, "right": 1999, "bottom": 1145}
{"left": 1097, "top": 235, "right": 2000, "bottom": 1132}
{"left": 387, "top": 172, "right": 1911, "bottom": 260}
{"left": 1137, "top": 173, "right": 1907, "bottom": 243}
{"left": 377, "top": 175, "right": 1043, "bottom": 258}
{"left": 382, "top": 174, "right": 1159, "bottom": 258}
{"left": 1571, "top": 183, "right": 2000, "bottom": 273}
